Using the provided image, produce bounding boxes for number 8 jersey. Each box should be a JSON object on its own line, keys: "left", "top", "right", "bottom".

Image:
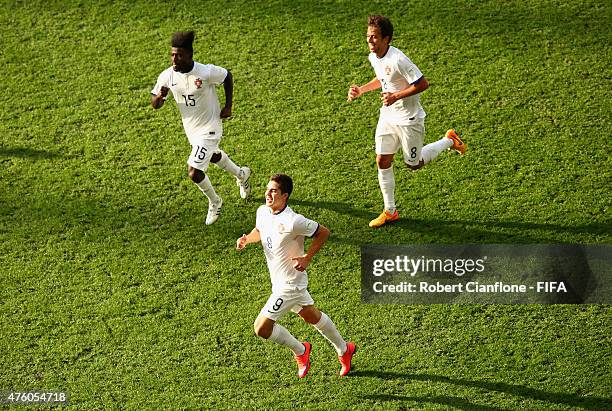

{"left": 151, "top": 62, "right": 228, "bottom": 140}
{"left": 368, "top": 46, "right": 426, "bottom": 125}
{"left": 256, "top": 205, "right": 320, "bottom": 293}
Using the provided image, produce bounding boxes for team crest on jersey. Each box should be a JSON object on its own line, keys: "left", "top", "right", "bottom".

{"left": 385, "top": 66, "right": 392, "bottom": 76}
{"left": 194, "top": 78, "right": 202, "bottom": 89}
{"left": 277, "top": 223, "right": 285, "bottom": 233}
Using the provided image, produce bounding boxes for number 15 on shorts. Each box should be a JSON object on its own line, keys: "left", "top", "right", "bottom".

{"left": 191, "top": 145, "right": 207, "bottom": 164}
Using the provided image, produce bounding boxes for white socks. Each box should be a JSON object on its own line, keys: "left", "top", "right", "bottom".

{"left": 213, "top": 150, "right": 241, "bottom": 178}
{"left": 377, "top": 134, "right": 453, "bottom": 213}
{"left": 421, "top": 137, "right": 453, "bottom": 165}
{"left": 378, "top": 166, "right": 396, "bottom": 213}
{"left": 268, "top": 323, "right": 305, "bottom": 356}
{"left": 265, "top": 314, "right": 347, "bottom": 357}
{"left": 195, "top": 174, "right": 220, "bottom": 203}
{"left": 313, "top": 312, "right": 347, "bottom": 356}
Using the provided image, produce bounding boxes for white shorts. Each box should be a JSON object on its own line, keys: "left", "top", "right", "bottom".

{"left": 375, "top": 119, "right": 425, "bottom": 166}
{"left": 187, "top": 137, "right": 221, "bottom": 171}
{"left": 258, "top": 288, "right": 315, "bottom": 322}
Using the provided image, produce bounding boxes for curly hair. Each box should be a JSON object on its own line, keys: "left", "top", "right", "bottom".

{"left": 368, "top": 15, "right": 393, "bottom": 41}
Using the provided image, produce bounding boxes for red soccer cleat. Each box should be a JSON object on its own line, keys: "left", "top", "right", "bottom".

{"left": 339, "top": 342, "right": 356, "bottom": 376}
{"left": 294, "top": 342, "right": 311, "bottom": 378}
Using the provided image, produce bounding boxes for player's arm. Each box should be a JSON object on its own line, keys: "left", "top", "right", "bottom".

{"left": 291, "top": 224, "right": 330, "bottom": 272}
{"left": 347, "top": 77, "right": 381, "bottom": 101}
{"left": 151, "top": 86, "right": 169, "bottom": 109}
{"left": 220, "top": 70, "right": 233, "bottom": 118}
{"left": 381, "top": 76, "right": 429, "bottom": 106}
{"left": 236, "top": 227, "right": 260, "bottom": 250}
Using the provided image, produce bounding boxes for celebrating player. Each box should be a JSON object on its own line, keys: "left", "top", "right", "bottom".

{"left": 348, "top": 16, "right": 466, "bottom": 228}
{"left": 151, "top": 31, "right": 252, "bottom": 225}
{"left": 236, "top": 174, "right": 356, "bottom": 378}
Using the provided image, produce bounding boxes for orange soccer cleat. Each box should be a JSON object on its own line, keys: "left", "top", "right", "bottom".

{"left": 445, "top": 129, "right": 466, "bottom": 155}
{"left": 369, "top": 209, "right": 399, "bottom": 228}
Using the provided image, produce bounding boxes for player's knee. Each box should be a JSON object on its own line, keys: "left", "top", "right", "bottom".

{"left": 298, "top": 306, "right": 321, "bottom": 325}
{"left": 406, "top": 161, "right": 423, "bottom": 171}
{"left": 188, "top": 167, "right": 204, "bottom": 183}
{"left": 254, "top": 323, "right": 271, "bottom": 339}
{"left": 254, "top": 318, "right": 273, "bottom": 339}
{"left": 376, "top": 154, "right": 393, "bottom": 169}
{"left": 377, "top": 159, "right": 392, "bottom": 169}
{"left": 210, "top": 152, "right": 222, "bottom": 163}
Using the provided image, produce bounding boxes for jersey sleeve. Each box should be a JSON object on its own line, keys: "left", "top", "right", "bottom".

{"left": 151, "top": 69, "right": 171, "bottom": 98}
{"left": 367, "top": 53, "right": 377, "bottom": 71}
{"left": 205, "top": 64, "right": 228, "bottom": 85}
{"left": 292, "top": 214, "right": 319, "bottom": 238}
{"left": 396, "top": 55, "right": 423, "bottom": 85}
{"left": 255, "top": 205, "right": 266, "bottom": 232}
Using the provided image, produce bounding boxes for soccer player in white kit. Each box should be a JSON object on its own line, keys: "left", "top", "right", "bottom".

{"left": 348, "top": 16, "right": 466, "bottom": 228}
{"left": 151, "top": 31, "right": 252, "bottom": 225}
{"left": 236, "top": 174, "right": 356, "bottom": 378}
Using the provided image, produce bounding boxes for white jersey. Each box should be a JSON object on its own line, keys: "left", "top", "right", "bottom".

{"left": 368, "top": 46, "right": 426, "bottom": 125}
{"left": 152, "top": 62, "right": 227, "bottom": 140}
{"left": 256, "top": 204, "right": 319, "bottom": 292}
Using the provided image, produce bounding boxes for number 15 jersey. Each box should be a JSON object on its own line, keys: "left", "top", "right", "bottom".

{"left": 151, "top": 62, "right": 228, "bottom": 140}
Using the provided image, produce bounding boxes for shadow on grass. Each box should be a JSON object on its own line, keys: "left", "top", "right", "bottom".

{"left": 354, "top": 370, "right": 611, "bottom": 411}
{"left": 291, "top": 198, "right": 610, "bottom": 243}
{"left": 1, "top": 190, "right": 608, "bottom": 248}
{"left": 291, "top": 199, "right": 376, "bottom": 221}
{"left": 394, "top": 217, "right": 611, "bottom": 243}
{"left": 0, "top": 147, "right": 61, "bottom": 159}
{"left": 362, "top": 393, "right": 505, "bottom": 411}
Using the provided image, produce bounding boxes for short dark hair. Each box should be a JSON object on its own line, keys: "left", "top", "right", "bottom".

{"left": 368, "top": 15, "right": 393, "bottom": 42}
{"left": 171, "top": 31, "right": 195, "bottom": 52}
{"left": 270, "top": 173, "right": 293, "bottom": 198}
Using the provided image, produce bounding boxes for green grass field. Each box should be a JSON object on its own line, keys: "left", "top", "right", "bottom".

{"left": 1, "top": 0, "right": 610, "bottom": 409}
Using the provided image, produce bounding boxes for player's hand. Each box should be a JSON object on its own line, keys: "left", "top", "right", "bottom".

{"left": 220, "top": 106, "right": 232, "bottom": 119}
{"left": 381, "top": 92, "right": 398, "bottom": 106}
{"left": 291, "top": 255, "right": 312, "bottom": 272}
{"left": 236, "top": 234, "right": 248, "bottom": 250}
{"left": 160, "top": 86, "right": 169, "bottom": 98}
{"left": 347, "top": 85, "right": 361, "bottom": 102}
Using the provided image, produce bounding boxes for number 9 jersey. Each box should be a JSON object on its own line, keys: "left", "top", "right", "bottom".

{"left": 256, "top": 205, "right": 320, "bottom": 293}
